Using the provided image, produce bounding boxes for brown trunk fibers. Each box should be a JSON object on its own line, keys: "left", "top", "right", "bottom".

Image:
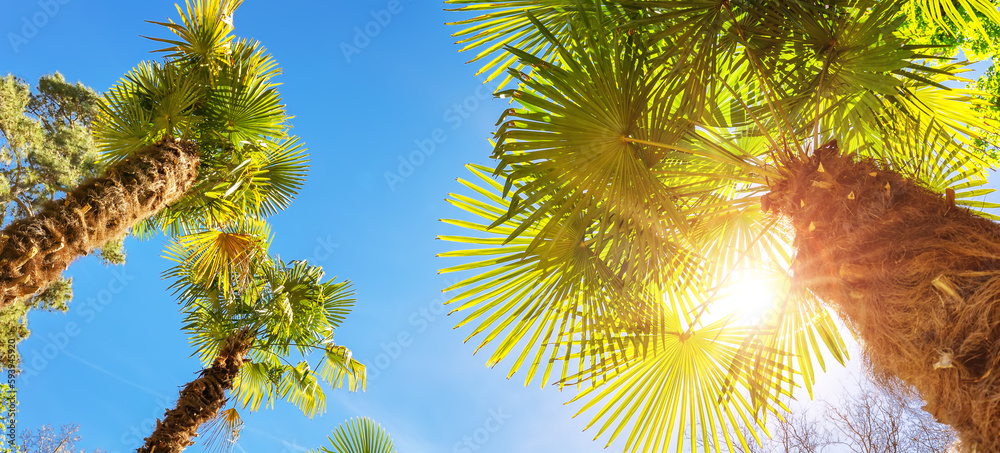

{"left": 765, "top": 140, "right": 1000, "bottom": 451}
{"left": 0, "top": 138, "right": 199, "bottom": 308}
{"left": 139, "top": 332, "right": 251, "bottom": 453}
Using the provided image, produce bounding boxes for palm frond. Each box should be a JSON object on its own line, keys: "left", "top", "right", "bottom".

{"left": 440, "top": 164, "right": 666, "bottom": 386}
{"left": 912, "top": 0, "right": 1000, "bottom": 38}
{"left": 278, "top": 361, "right": 326, "bottom": 417}
{"left": 566, "top": 317, "right": 789, "bottom": 453}
{"left": 202, "top": 407, "right": 244, "bottom": 453}
{"left": 318, "top": 344, "right": 367, "bottom": 392}
{"left": 95, "top": 61, "right": 201, "bottom": 159}
{"left": 446, "top": 0, "right": 634, "bottom": 86}
{"left": 313, "top": 418, "right": 396, "bottom": 453}
{"left": 164, "top": 216, "right": 272, "bottom": 297}
{"left": 203, "top": 69, "right": 286, "bottom": 144}
{"left": 232, "top": 361, "right": 281, "bottom": 411}
{"left": 144, "top": 0, "right": 242, "bottom": 73}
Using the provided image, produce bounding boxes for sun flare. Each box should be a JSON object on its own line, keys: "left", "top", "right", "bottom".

{"left": 705, "top": 271, "right": 782, "bottom": 325}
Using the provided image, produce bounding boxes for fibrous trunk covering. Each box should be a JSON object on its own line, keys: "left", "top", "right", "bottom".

{"left": 767, "top": 140, "right": 1000, "bottom": 451}
{"left": 0, "top": 139, "right": 199, "bottom": 308}
{"left": 139, "top": 333, "right": 251, "bottom": 453}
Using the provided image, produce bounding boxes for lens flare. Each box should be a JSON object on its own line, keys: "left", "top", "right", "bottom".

{"left": 705, "top": 271, "right": 781, "bottom": 325}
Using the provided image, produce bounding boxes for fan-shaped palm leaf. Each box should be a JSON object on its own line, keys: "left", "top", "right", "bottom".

{"left": 202, "top": 408, "right": 244, "bottom": 453}
{"left": 313, "top": 418, "right": 396, "bottom": 453}
{"left": 144, "top": 0, "right": 242, "bottom": 74}
{"left": 446, "top": 0, "right": 635, "bottom": 86}
{"left": 96, "top": 61, "right": 201, "bottom": 158}
{"left": 164, "top": 216, "right": 271, "bottom": 296}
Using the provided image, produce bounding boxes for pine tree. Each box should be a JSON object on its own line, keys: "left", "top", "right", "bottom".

{"left": 0, "top": 73, "right": 125, "bottom": 370}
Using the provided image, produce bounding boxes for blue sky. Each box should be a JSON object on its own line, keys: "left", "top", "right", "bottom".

{"left": 4, "top": 1, "right": 998, "bottom": 453}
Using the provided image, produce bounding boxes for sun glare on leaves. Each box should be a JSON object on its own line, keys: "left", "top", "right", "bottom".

{"left": 703, "top": 271, "right": 782, "bottom": 326}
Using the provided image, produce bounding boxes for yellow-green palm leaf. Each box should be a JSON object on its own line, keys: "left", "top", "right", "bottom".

{"left": 313, "top": 418, "right": 396, "bottom": 453}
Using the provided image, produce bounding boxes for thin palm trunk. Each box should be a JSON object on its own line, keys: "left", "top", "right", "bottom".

{"left": 139, "top": 332, "right": 251, "bottom": 453}
{"left": 768, "top": 140, "right": 1000, "bottom": 451}
{"left": 0, "top": 139, "right": 198, "bottom": 308}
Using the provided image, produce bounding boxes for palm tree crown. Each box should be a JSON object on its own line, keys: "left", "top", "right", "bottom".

{"left": 97, "top": 0, "right": 308, "bottom": 235}
{"left": 140, "top": 225, "right": 365, "bottom": 451}
{"left": 0, "top": 0, "right": 308, "bottom": 308}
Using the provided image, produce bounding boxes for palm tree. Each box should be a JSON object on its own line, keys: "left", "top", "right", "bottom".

{"left": 0, "top": 0, "right": 307, "bottom": 311}
{"left": 440, "top": 1, "right": 1000, "bottom": 452}
{"left": 311, "top": 417, "right": 397, "bottom": 453}
{"left": 138, "top": 224, "right": 364, "bottom": 452}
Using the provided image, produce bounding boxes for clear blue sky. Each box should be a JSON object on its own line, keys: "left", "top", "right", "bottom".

{"left": 4, "top": 2, "right": 998, "bottom": 453}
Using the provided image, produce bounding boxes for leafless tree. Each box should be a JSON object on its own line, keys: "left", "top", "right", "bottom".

{"left": 722, "top": 372, "right": 957, "bottom": 453}
{"left": 19, "top": 424, "right": 105, "bottom": 453}
{"left": 728, "top": 409, "right": 833, "bottom": 453}
{"left": 773, "top": 410, "right": 834, "bottom": 453}
{"left": 826, "top": 375, "right": 956, "bottom": 453}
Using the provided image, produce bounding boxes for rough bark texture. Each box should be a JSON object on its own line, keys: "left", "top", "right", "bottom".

{"left": 0, "top": 138, "right": 199, "bottom": 308}
{"left": 766, "top": 140, "right": 1000, "bottom": 452}
{"left": 139, "top": 333, "right": 251, "bottom": 453}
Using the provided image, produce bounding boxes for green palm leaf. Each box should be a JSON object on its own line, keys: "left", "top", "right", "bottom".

{"left": 319, "top": 344, "right": 367, "bottom": 392}
{"left": 313, "top": 418, "right": 396, "bottom": 453}
{"left": 204, "top": 68, "right": 286, "bottom": 144}
{"left": 95, "top": 61, "right": 201, "bottom": 158}
{"left": 163, "top": 216, "right": 272, "bottom": 296}
{"left": 446, "top": 0, "right": 632, "bottom": 85}
{"left": 913, "top": 0, "right": 1000, "bottom": 37}
{"left": 279, "top": 361, "right": 326, "bottom": 417}
{"left": 440, "top": 164, "right": 668, "bottom": 386}
{"left": 567, "top": 319, "right": 789, "bottom": 452}
{"left": 144, "top": 0, "right": 242, "bottom": 74}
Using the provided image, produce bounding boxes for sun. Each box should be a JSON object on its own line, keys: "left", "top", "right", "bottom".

{"left": 705, "top": 271, "right": 782, "bottom": 325}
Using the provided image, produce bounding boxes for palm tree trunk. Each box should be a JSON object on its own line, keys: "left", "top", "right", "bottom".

{"left": 0, "top": 139, "right": 199, "bottom": 308}
{"left": 139, "top": 332, "right": 251, "bottom": 453}
{"left": 768, "top": 140, "right": 1000, "bottom": 451}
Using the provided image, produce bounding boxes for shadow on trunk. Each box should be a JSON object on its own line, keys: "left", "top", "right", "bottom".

{"left": 768, "top": 140, "right": 1000, "bottom": 452}
{"left": 138, "top": 331, "right": 250, "bottom": 453}
{"left": 0, "top": 139, "right": 198, "bottom": 308}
